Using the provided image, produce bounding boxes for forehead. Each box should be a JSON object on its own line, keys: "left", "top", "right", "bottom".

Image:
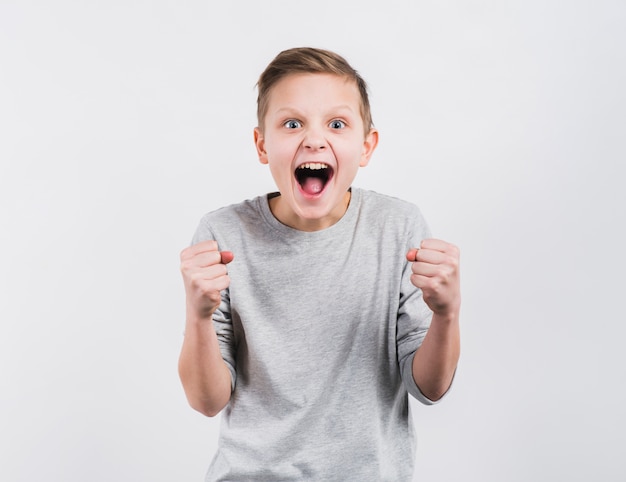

{"left": 266, "top": 73, "right": 362, "bottom": 112}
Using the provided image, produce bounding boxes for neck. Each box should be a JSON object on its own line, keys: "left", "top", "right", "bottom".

{"left": 269, "top": 190, "right": 351, "bottom": 232}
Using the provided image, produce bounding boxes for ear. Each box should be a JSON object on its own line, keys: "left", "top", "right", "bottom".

{"left": 254, "top": 127, "right": 268, "bottom": 165}
{"left": 359, "top": 128, "right": 379, "bottom": 167}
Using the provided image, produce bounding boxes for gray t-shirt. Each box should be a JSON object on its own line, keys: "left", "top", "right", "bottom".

{"left": 192, "top": 188, "right": 438, "bottom": 481}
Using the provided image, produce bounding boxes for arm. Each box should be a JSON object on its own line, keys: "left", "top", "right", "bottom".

{"left": 178, "top": 240, "right": 234, "bottom": 417}
{"left": 406, "top": 239, "right": 461, "bottom": 401}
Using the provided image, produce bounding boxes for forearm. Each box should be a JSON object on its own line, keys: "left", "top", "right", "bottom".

{"left": 178, "top": 314, "right": 232, "bottom": 417}
{"left": 412, "top": 311, "right": 460, "bottom": 401}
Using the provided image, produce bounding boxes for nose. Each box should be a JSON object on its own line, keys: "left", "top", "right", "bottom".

{"left": 303, "top": 127, "right": 327, "bottom": 150}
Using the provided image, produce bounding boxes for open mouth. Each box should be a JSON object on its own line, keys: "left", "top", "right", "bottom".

{"left": 295, "top": 163, "right": 333, "bottom": 195}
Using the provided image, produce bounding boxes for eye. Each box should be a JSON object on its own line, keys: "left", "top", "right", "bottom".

{"left": 283, "top": 119, "right": 302, "bottom": 129}
{"left": 329, "top": 119, "right": 346, "bottom": 129}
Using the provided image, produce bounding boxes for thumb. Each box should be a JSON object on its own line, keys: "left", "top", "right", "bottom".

{"left": 220, "top": 251, "right": 235, "bottom": 265}
{"left": 406, "top": 248, "right": 419, "bottom": 262}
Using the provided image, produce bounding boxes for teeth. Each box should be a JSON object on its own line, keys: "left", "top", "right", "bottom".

{"left": 299, "top": 163, "right": 328, "bottom": 170}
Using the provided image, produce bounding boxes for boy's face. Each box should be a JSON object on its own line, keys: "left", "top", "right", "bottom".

{"left": 254, "top": 73, "right": 378, "bottom": 232}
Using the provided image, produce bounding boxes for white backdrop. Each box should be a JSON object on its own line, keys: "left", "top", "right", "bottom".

{"left": 1, "top": 1, "right": 625, "bottom": 481}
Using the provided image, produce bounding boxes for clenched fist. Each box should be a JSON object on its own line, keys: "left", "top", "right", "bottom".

{"left": 406, "top": 239, "right": 460, "bottom": 318}
{"left": 180, "top": 240, "right": 234, "bottom": 320}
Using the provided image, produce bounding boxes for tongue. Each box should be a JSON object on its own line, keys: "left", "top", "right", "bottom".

{"left": 301, "top": 177, "right": 324, "bottom": 195}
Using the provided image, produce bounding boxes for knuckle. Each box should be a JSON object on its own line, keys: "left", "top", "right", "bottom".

{"left": 205, "top": 240, "right": 218, "bottom": 251}
{"left": 443, "top": 253, "right": 458, "bottom": 270}
{"left": 180, "top": 259, "right": 192, "bottom": 272}
{"left": 202, "top": 288, "right": 219, "bottom": 303}
{"left": 189, "top": 272, "right": 203, "bottom": 286}
{"left": 425, "top": 277, "right": 441, "bottom": 294}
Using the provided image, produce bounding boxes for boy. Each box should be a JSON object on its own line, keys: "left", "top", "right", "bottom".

{"left": 179, "top": 47, "right": 461, "bottom": 481}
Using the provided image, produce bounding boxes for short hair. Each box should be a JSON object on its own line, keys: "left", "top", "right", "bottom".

{"left": 256, "top": 47, "right": 373, "bottom": 134}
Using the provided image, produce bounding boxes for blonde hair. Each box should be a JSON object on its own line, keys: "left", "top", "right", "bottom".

{"left": 256, "top": 47, "right": 373, "bottom": 134}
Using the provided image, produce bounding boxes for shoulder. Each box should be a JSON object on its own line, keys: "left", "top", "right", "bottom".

{"left": 353, "top": 188, "right": 431, "bottom": 242}
{"left": 357, "top": 188, "right": 427, "bottom": 224}
{"left": 192, "top": 195, "right": 268, "bottom": 244}
{"left": 358, "top": 189, "right": 418, "bottom": 214}
{"left": 198, "top": 195, "right": 265, "bottom": 227}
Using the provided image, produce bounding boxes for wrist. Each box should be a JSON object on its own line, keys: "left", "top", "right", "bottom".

{"left": 431, "top": 307, "right": 460, "bottom": 325}
{"left": 185, "top": 303, "right": 216, "bottom": 325}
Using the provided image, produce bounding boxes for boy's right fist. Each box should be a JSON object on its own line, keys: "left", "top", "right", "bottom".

{"left": 180, "top": 240, "right": 234, "bottom": 320}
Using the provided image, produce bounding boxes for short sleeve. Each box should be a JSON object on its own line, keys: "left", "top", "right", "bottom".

{"left": 213, "top": 290, "right": 237, "bottom": 391}
{"left": 190, "top": 216, "right": 237, "bottom": 391}
{"left": 397, "top": 259, "right": 438, "bottom": 405}
{"left": 395, "top": 211, "right": 449, "bottom": 405}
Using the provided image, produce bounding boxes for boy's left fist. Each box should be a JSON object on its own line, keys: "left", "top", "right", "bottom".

{"left": 406, "top": 239, "right": 461, "bottom": 318}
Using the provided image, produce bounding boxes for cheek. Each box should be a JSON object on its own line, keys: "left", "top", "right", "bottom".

{"left": 338, "top": 144, "right": 366, "bottom": 166}
{"left": 268, "top": 143, "right": 298, "bottom": 169}
{"left": 268, "top": 158, "right": 294, "bottom": 185}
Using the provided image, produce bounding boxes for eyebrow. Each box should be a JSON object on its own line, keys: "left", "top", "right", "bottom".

{"left": 273, "top": 104, "right": 357, "bottom": 116}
